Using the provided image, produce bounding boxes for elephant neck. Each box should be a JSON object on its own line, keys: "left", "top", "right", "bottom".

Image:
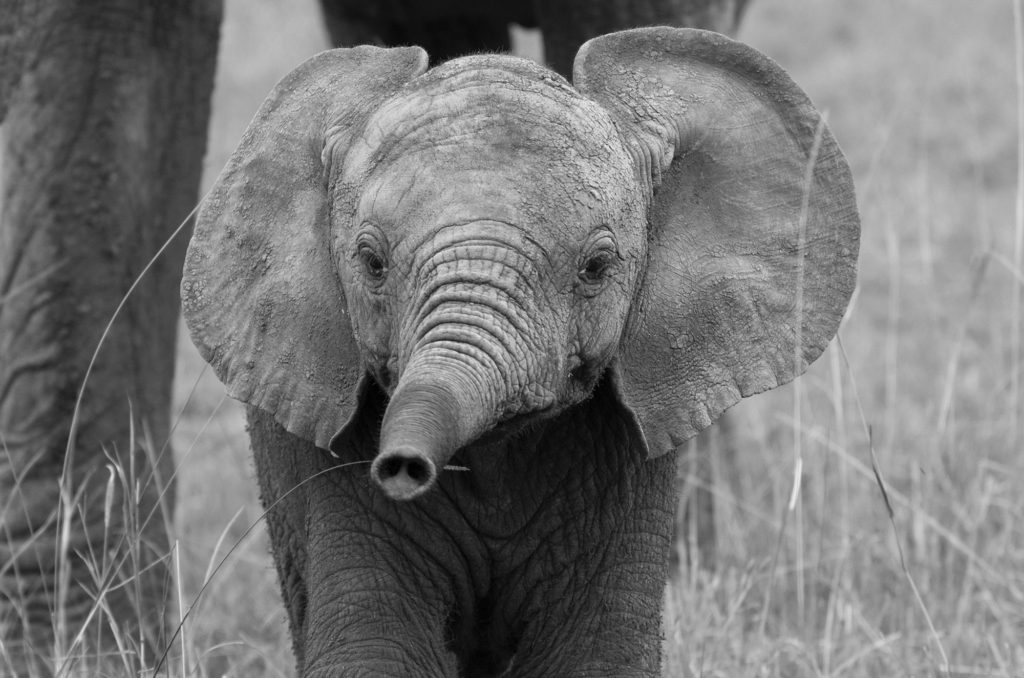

{"left": 442, "top": 376, "right": 652, "bottom": 515}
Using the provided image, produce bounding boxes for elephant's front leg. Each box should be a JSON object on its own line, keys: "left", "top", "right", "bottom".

{"left": 296, "top": 528, "right": 456, "bottom": 675}
{"left": 502, "top": 449, "right": 680, "bottom": 678}
{"left": 249, "top": 411, "right": 462, "bottom": 677}
{"left": 300, "top": 482, "right": 462, "bottom": 677}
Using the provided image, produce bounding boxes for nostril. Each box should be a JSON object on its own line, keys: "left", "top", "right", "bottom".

{"left": 404, "top": 459, "right": 429, "bottom": 483}
{"left": 371, "top": 451, "right": 437, "bottom": 501}
{"left": 378, "top": 455, "right": 405, "bottom": 480}
{"left": 378, "top": 456, "right": 429, "bottom": 483}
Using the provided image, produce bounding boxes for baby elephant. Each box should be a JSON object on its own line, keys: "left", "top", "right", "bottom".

{"left": 183, "top": 27, "right": 859, "bottom": 678}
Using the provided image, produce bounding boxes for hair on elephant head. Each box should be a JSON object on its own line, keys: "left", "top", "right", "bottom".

{"left": 182, "top": 30, "right": 859, "bottom": 502}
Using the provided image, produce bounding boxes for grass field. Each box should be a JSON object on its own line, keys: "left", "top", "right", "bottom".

{"left": 21, "top": 0, "right": 1024, "bottom": 675}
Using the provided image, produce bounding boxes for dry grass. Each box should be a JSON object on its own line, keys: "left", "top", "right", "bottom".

{"left": 3, "top": 0, "right": 1021, "bottom": 675}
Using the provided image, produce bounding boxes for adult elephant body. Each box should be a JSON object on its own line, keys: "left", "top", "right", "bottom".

{"left": 0, "top": 1, "right": 220, "bottom": 673}
{"left": 319, "top": 0, "right": 752, "bottom": 72}
{"left": 1, "top": 0, "right": 751, "bottom": 673}
{"left": 184, "top": 30, "right": 859, "bottom": 675}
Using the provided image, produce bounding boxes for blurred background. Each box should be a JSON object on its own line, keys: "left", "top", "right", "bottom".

{"left": 170, "top": 0, "right": 1023, "bottom": 675}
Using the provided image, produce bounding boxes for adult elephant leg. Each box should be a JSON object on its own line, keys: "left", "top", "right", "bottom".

{"left": 0, "top": 1, "right": 220, "bottom": 673}
{"left": 0, "top": 0, "right": 34, "bottom": 122}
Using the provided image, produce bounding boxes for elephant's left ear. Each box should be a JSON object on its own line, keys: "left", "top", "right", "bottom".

{"left": 574, "top": 28, "right": 860, "bottom": 457}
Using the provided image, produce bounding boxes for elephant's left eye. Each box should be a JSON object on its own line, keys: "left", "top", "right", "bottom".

{"left": 576, "top": 232, "right": 620, "bottom": 296}
{"left": 577, "top": 239, "right": 620, "bottom": 288}
{"left": 579, "top": 252, "right": 615, "bottom": 284}
{"left": 357, "top": 243, "right": 388, "bottom": 283}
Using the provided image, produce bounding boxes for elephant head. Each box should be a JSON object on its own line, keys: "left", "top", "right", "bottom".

{"left": 182, "top": 29, "right": 859, "bottom": 500}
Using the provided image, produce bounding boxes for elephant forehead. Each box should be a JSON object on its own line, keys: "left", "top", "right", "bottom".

{"left": 356, "top": 162, "right": 613, "bottom": 236}
{"left": 337, "top": 60, "right": 631, "bottom": 186}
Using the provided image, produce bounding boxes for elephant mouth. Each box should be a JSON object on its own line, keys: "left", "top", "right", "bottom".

{"left": 358, "top": 351, "right": 610, "bottom": 498}
{"left": 451, "top": 365, "right": 612, "bottom": 451}
{"left": 471, "top": 404, "right": 560, "bottom": 446}
{"left": 365, "top": 359, "right": 615, "bottom": 500}
{"left": 453, "top": 359, "right": 609, "bottom": 448}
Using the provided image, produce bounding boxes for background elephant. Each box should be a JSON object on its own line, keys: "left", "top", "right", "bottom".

{"left": 0, "top": 0, "right": 750, "bottom": 673}
{"left": 182, "top": 28, "right": 858, "bottom": 676}
{"left": 318, "top": 0, "right": 751, "bottom": 74}
{"left": 0, "top": 2, "right": 221, "bottom": 673}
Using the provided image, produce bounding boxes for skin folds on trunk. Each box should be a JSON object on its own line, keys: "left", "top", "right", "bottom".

{"left": 368, "top": 235, "right": 553, "bottom": 500}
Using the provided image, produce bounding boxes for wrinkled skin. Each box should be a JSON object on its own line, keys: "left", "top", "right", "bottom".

{"left": 1, "top": 0, "right": 749, "bottom": 673}
{"left": 184, "top": 31, "right": 859, "bottom": 675}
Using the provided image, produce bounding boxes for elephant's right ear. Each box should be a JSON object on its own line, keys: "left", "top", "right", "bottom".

{"left": 182, "top": 46, "right": 428, "bottom": 450}
{"left": 575, "top": 28, "right": 859, "bottom": 458}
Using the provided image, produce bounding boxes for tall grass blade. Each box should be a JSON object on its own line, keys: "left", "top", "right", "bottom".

{"left": 837, "top": 337, "right": 951, "bottom": 676}
{"left": 175, "top": 540, "right": 186, "bottom": 678}
{"left": 1012, "top": 0, "right": 1024, "bottom": 447}
{"left": 936, "top": 254, "right": 990, "bottom": 437}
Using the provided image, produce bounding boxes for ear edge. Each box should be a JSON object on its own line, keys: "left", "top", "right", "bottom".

{"left": 610, "top": 358, "right": 736, "bottom": 459}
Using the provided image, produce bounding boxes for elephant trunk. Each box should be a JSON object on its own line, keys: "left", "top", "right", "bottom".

{"left": 372, "top": 357, "right": 497, "bottom": 500}
{"left": 371, "top": 226, "right": 561, "bottom": 500}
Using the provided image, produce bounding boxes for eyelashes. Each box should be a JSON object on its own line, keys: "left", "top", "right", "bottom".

{"left": 358, "top": 243, "right": 387, "bottom": 282}
{"left": 575, "top": 231, "right": 620, "bottom": 295}
{"left": 353, "top": 226, "right": 389, "bottom": 288}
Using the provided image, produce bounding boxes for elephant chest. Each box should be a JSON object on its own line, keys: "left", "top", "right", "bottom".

{"left": 434, "top": 438, "right": 680, "bottom": 672}
{"left": 250, "top": 395, "right": 679, "bottom": 674}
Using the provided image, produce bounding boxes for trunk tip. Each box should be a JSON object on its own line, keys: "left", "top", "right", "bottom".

{"left": 371, "top": 449, "right": 438, "bottom": 500}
